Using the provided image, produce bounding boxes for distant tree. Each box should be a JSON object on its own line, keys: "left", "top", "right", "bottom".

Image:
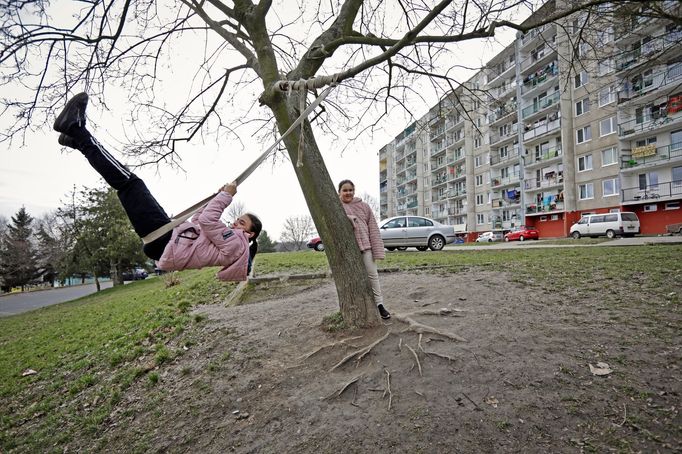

{"left": 0, "top": 215, "right": 8, "bottom": 238}
{"left": 74, "top": 187, "right": 147, "bottom": 287}
{"left": 221, "top": 200, "right": 246, "bottom": 227}
{"left": 280, "top": 216, "right": 316, "bottom": 251}
{"left": 360, "top": 192, "right": 381, "bottom": 222}
{"left": 34, "top": 212, "right": 69, "bottom": 287}
{"left": 0, "top": 207, "right": 39, "bottom": 291}
{"left": 257, "top": 230, "right": 277, "bottom": 253}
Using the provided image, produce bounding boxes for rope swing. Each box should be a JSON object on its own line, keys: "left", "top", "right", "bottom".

{"left": 141, "top": 74, "right": 339, "bottom": 245}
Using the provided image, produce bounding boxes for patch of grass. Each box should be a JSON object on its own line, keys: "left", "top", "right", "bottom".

{"left": 321, "top": 311, "right": 347, "bottom": 332}
{"left": 0, "top": 267, "right": 236, "bottom": 453}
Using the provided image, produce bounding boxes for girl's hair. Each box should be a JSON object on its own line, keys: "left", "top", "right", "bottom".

{"left": 245, "top": 213, "right": 262, "bottom": 269}
{"left": 338, "top": 179, "right": 355, "bottom": 191}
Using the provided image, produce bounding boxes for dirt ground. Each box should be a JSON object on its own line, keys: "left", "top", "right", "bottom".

{"left": 91, "top": 270, "right": 680, "bottom": 453}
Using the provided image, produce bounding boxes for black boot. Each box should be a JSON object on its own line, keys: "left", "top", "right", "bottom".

{"left": 58, "top": 133, "right": 79, "bottom": 149}
{"left": 53, "top": 93, "right": 88, "bottom": 135}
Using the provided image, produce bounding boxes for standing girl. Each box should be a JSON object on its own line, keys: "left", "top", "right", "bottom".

{"left": 338, "top": 180, "right": 391, "bottom": 319}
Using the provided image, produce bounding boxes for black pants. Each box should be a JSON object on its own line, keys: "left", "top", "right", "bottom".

{"left": 73, "top": 129, "right": 172, "bottom": 260}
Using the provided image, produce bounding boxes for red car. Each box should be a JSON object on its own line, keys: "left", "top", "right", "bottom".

{"left": 306, "top": 237, "right": 324, "bottom": 251}
{"left": 504, "top": 226, "right": 539, "bottom": 242}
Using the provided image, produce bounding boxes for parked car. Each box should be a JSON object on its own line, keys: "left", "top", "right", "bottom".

{"left": 475, "top": 231, "right": 503, "bottom": 242}
{"left": 504, "top": 226, "right": 539, "bottom": 242}
{"left": 379, "top": 215, "right": 457, "bottom": 251}
{"left": 306, "top": 236, "right": 325, "bottom": 251}
{"left": 122, "top": 268, "right": 148, "bottom": 281}
{"left": 569, "top": 212, "right": 640, "bottom": 239}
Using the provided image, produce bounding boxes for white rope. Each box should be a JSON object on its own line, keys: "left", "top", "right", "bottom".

{"left": 141, "top": 80, "right": 337, "bottom": 245}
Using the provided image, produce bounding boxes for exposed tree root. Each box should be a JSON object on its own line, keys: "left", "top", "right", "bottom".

{"left": 298, "top": 336, "right": 364, "bottom": 361}
{"left": 405, "top": 344, "right": 422, "bottom": 376}
{"left": 323, "top": 374, "right": 362, "bottom": 400}
{"left": 383, "top": 368, "right": 393, "bottom": 410}
{"left": 330, "top": 331, "right": 391, "bottom": 371}
{"left": 394, "top": 313, "right": 467, "bottom": 342}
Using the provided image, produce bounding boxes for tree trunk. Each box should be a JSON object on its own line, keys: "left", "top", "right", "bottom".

{"left": 270, "top": 96, "right": 380, "bottom": 328}
{"left": 94, "top": 274, "right": 101, "bottom": 292}
{"left": 111, "top": 261, "right": 124, "bottom": 287}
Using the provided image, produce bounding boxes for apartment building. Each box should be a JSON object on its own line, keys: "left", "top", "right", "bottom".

{"left": 378, "top": 0, "right": 682, "bottom": 238}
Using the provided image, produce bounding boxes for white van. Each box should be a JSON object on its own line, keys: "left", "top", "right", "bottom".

{"left": 569, "top": 212, "right": 640, "bottom": 239}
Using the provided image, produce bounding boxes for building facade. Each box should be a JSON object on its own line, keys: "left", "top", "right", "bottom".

{"left": 378, "top": 0, "right": 682, "bottom": 239}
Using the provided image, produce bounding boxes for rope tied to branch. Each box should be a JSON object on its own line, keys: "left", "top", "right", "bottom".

{"left": 279, "top": 74, "right": 340, "bottom": 168}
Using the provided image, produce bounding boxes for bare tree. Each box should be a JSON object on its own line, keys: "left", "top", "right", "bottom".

{"left": 360, "top": 192, "right": 381, "bottom": 222}
{"left": 279, "top": 215, "right": 316, "bottom": 251}
{"left": 0, "top": 0, "right": 672, "bottom": 327}
{"left": 221, "top": 200, "right": 246, "bottom": 226}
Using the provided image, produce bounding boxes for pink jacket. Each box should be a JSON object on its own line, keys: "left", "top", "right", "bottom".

{"left": 341, "top": 197, "right": 385, "bottom": 260}
{"left": 156, "top": 192, "right": 250, "bottom": 281}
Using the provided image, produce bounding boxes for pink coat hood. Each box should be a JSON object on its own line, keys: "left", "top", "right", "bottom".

{"left": 156, "top": 192, "right": 250, "bottom": 281}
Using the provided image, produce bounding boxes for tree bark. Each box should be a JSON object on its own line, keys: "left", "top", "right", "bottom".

{"left": 270, "top": 94, "right": 380, "bottom": 328}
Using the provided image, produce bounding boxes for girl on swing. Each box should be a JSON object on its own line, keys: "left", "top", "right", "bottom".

{"left": 54, "top": 93, "right": 262, "bottom": 282}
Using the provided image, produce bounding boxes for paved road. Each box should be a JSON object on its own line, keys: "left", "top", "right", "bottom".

{"left": 444, "top": 235, "right": 682, "bottom": 251}
{"left": 0, "top": 281, "right": 114, "bottom": 317}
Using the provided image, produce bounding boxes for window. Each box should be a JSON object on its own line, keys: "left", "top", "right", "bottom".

{"left": 639, "top": 172, "right": 659, "bottom": 191}
{"left": 579, "top": 183, "right": 594, "bottom": 200}
{"left": 665, "top": 202, "right": 680, "bottom": 210}
{"left": 575, "top": 97, "right": 590, "bottom": 116}
{"left": 602, "top": 178, "right": 619, "bottom": 197}
{"left": 672, "top": 130, "right": 682, "bottom": 151}
{"left": 599, "top": 85, "right": 616, "bottom": 107}
{"left": 474, "top": 135, "right": 482, "bottom": 148}
{"left": 601, "top": 147, "right": 618, "bottom": 166}
{"left": 598, "top": 59, "right": 613, "bottom": 76}
{"left": 476, "top": 214, "right": 485, "bottom": 225}
{"left": 476, "top": 194, "right": 484, "bottom": 205}
{"left": 383, "top": 217, "right": 407, "bottom": 229}
{"left": 578, "top": 154, "right": 593, "bottom": 171}
{"left": 643, "top": 204, "right": 657, "bottom": 212}
{"left": 475, "top": 156, "right": 482, "bottom": 167}
{"left": 635, "top": 137, "right": 657, "bottom": 147}
{"left": 408, "top": 217, "right": 433, "bottom": 227}
{"left": 574, "top": 71, "right": 588, "bottom": 88}
{"left": 597, "top": 26, "right": 614, "bottom": 45}
{"left": 600, "top": 116, "right": 617, "bottom": 136}
{"left": 576, "top": 126, "right": 592, "bottom": 144}
{"left": 475, "top": 175, "right": 483, "bottom": 186}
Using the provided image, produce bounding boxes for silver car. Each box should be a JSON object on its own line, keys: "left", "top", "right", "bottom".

{"left": 379, "top": 215, "right": 456, "bottom": 251}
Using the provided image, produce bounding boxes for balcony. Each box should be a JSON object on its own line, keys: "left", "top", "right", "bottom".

{"left": 618, "top": 110, "right": 682, "bottom": 138}
{"left": 618, "top": 64, "right": 682, "bottom": 105}
{"left": 523, "top": 117, "right": 560, "bottom": 142}
{"left": 487, "top": 60, "right": 515, "bottom": 84}
{"left": 432, "top": 174, "right": 449, "bottom": 186}
{"left": 490, "top": 147, "right": 521, "bottom": 166}
{"left": 524, "top": 147, "right": 562, "bottom": 168}
{"left": 521, "top": 91, "right": 560, "bottom": 120}
{"left": 622, "top": 180, "right": 682, "bottom": 203}
{"left": 521, "top": 61, "right": 558, "bottom": 95}
{"left": 621, "top": 143, "right": 682, "bottom": 169}
{"left": 490, "top": 103, "right": 517, "bottom": 123}
{"left": 491, "top": 173, "right": 521, "bottom": 188}
{"left": 524, "top": 173, "right": 564, "bottom": 191}
{"left": 449, "top": 188, "right": 467, "bottom": 198}
{"left": 616, "top": 29, "right": 682, "bottom": 72}
{"left": 526, "top": 201, "right": 565, "bottom": 214}
{"left": 490, "top": 124, "right": 519, "bottom": 146}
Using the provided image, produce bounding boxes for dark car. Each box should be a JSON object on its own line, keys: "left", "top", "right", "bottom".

{"left": 504, "top": 226, "right": 539, "bottom": 242}
{"left": 122, "top": 268, "right": 149, "bottom": 281}
{"left": 306, "top": 237, "right": 324, "bottom": 251}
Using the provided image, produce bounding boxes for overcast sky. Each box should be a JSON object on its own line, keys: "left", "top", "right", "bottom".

{"left": 0, "top": 3, "right": 517, "bottom": 241}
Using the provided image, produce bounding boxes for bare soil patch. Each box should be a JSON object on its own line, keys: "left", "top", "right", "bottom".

{"left": 89, "top": 270, "right": 680, "bottom": 453}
